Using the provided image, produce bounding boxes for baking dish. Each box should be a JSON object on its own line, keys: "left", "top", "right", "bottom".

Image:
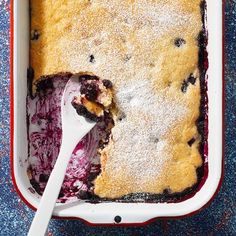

{"left": 10, "top": 0, "right": 224, "bottom": 225}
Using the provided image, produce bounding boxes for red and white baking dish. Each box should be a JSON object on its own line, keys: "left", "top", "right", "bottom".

{"left": 10, "top": 0, "right": 224, "bottom": 225}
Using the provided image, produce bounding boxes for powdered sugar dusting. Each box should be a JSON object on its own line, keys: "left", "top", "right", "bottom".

{"left": 58, "top": 0, "right": 198, "bottom": 80}
{"left": 107, "top": 79, "right": 187, "bottom": 186}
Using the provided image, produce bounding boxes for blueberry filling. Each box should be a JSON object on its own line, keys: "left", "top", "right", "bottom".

{"left": 174, "top": 38, "right": 186, "bottom": 47}
{"left": 80, "top": 83, "right": 99, "bottom": 101}
{"left": 28, "top": 73, "right": 115, "bottom": 202}
{"left": 36, "top": 78, "right": 54, "bottom": 96}
{"left": 31, "top": 30, "right": 40, "bottom": 40}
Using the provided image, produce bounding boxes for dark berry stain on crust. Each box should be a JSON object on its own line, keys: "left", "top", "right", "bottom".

{"left": 124, "top": 54, "right": 132, "bottom": 62}
{"left": 174, "top": 38, "right": 186, "bottom": 47}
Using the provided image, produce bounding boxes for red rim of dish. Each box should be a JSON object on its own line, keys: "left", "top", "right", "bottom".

{"left": 9, "top": 0, "right": 225, "bottom": 226}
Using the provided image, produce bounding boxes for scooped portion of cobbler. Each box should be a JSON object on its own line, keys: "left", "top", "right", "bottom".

{"left": 71, "top": 74, "right": 113, "bottom": 122}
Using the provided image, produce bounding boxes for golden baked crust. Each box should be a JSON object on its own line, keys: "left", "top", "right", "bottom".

{"left": 31, "top": 0, "right": 204, "bottom": 198}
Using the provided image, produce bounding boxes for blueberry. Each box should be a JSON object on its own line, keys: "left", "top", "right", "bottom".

{"left": 163, "top": 188, "right": 171, "bottom": 195}
{"left": 27, "top": 67, "right": 34, "bottom": 80}
{"left": 181, "top": 74, "right": 197, "bottom": 93}
{"left": 75, "top": 104, "right": 100, "bottom": 122}
{"left": 85, "top": 112, "right": 100, "bottom": 122}
{"left": 87, "top": 172, "right": 98, "bottom": 182}
{"left": 31, "top": 30, "right": 40, "bottom": 40}
{"left": 174, "top": 38, "right": 186, "bottom": 47}
{"left": 80, "top": 83, "right": 99, "bottom": 101}
{"left": 39, "top": 174, "right": 49, "bottom": 182}
{"left": 102, "top": 79, "right": 113, "bottom": 89}
{"left": 181, "top": 80, "right": 188, "bottom": 93}
{"left": 77, "top": 190, "right": 92, "bottom": 199}
{"left": 187, "top": 138, "right": 196, "bottom": 147}
{"left": 78, "top": 74, "right": 99, "bottom": 82}
{"left": 76, "top": 105, "right": 88, "bottom": 116}
{"left": 36, "top": 79, "right": 54, "bottom": 95}
{"left": 30, "top": 179, "right": 41, "bottom": 194}
{"left": 71, "top": 100, "right": 79, "bottom": 109}
{"left": 187, "top": 74, "right": 197, "bottom": 85}
{"left": 89, "top": 55, "right": 95, "bottom": 63}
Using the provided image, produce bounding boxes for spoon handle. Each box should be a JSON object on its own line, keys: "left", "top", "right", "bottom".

{"left": 28, "top": 138, "right": 77, "bottom": 236}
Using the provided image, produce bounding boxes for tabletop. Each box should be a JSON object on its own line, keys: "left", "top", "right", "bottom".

{"left": 0, "top": 1, "right": 235, "bottom": 235}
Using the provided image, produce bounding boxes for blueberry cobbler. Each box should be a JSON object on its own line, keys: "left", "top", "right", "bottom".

{"left": 28, "top": 0, "right": 208, "bottom": 202}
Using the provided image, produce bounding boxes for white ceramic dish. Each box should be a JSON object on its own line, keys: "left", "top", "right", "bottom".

{"left": 10, "top": 0, "right": 223, "bottom": 225}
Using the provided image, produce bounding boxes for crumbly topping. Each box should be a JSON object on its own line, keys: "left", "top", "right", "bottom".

{"left": 106, "top": 79, "right": 188, "bottom": 186}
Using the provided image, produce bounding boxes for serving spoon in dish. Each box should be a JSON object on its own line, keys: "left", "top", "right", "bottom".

{"left": 28, "top": 75, "right": 96, "bottom": 236}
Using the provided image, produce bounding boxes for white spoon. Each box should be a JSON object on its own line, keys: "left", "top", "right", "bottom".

{"left": 28, "top": 75, "right": 96, "bottom": 236}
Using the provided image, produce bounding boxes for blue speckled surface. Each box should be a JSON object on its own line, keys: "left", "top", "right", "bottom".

{"left": 0, "top": 0, "right": 235, "bottom": 235}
